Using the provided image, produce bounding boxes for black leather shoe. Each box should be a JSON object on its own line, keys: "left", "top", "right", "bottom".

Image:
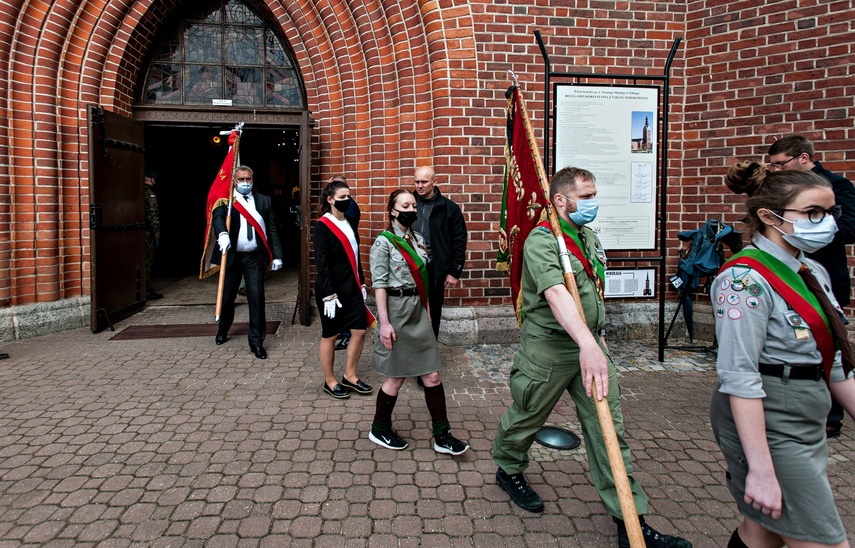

{"left": 250, "top": 346, "right": 267, "bottom": 359}
{"left": 323, "top": 383, "right": 350, "bottom": 399}
{"left": 496, "top": 468, "right": 543, "bottom": 513}
{"left": 215, "top": 334, "right": 228, "bottom": 345}
{"left": 334, "top": 335, "right": 350, "bottom": 351}
{"left": 146, "top": 291, "right": 163, "bottom": 300}
{"left": 340, "top": 377, "right": 373, "bottom": 395}
{"left": 615, "top": 517, "right": 693, "bottom": 548}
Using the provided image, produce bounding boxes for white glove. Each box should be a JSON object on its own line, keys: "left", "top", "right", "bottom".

{"left": 361, "top": 285, "right": 368, "bottom": 300}
{"left": 323, "top": 295, "right": 342, "bottom": 319}
{"left": 217, "top": 232, "right": 230, "bottom": 254}
{"left": 271, "top": 259, "right": 283, "bottom": 271}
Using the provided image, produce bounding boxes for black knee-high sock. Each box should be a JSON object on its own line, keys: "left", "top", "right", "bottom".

{"left": 372, "top": 388, "right": 397, "bottom": 432}
{"left": 423, "top": 383, "right": 450, "bottom": 436}
{"left": 727, "top": 528, "right": 748, "bottom": 548}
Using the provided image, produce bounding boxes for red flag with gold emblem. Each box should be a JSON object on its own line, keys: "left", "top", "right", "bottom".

{"left": 497, "top": 86, "right": 548, "bottom": 321}
{"left": 199, "top": 130, "right": 238, "bottom": 278}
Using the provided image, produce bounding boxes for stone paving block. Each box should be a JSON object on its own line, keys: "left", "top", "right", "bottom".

{"left": 1, "top": 311, "right": 854, "bottom": 546}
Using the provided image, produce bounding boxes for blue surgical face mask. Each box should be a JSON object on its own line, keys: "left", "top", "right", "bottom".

{"left": 770, "top": 211, "right": 838, "bottom": 253}
{"left": 567, "top": 198, "right": 599, "bottom": 226}
{"left": 236, "top": 182, "right": 253, "bottom": 195}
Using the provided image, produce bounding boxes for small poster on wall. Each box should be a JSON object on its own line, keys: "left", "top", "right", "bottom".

{"left": 553, "top": 84, "right": 659, "bottom": 250}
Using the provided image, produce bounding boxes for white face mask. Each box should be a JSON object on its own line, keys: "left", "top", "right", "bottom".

{"left": 769, "top": 211, "right": 838, "bottom": 253}
{"left": 236, "top": 182, "right": 253, "bottom": 195}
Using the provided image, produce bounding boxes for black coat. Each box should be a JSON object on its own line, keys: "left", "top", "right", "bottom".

{"left": 211, "top": 192, "right": 282, "bottom": 267}
{"left": 808, "top": 161, "right": 855, "bottom": 305}
{"left": 313, "top": 216, "right": 365, "bottom": 301}
{"left": 415, "top": 189, "right": 467, "bottom": 279}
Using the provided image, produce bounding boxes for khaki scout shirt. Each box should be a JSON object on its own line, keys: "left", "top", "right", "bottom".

{"left": 369, "top": 225, "right": 428, "bottom": 290}
{"left": 517, "top": 221, "right": 606, "bottom": 363}
{"left": 713, "top": 234, "right": 849, "bottom": 399}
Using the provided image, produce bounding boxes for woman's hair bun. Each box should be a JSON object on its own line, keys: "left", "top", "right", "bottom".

{"left": 725, "top": 161, "right": 767, "bottom": 196}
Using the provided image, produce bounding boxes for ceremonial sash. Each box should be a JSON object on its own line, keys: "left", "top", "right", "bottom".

{"left": 720, "top": 248, "right": 834, "bottom": 382}
{"left": 318, "top": 216, "right": 377, "bottom": 328}
{"left": 232, "top": 198, "right": 273, "bottom": 263}
{"left": 538, "top": 221, "right": 604, "bottom": 298}
{"left": 379, "top": 231, "right": 429, "bottom": 310}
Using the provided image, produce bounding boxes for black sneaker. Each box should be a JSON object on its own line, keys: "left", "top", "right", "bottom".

{"left": 615, "top": 518, "right": 693, "bottom": 548}
{"left": 495, "top": 468, "right": 544, "bottom": 513}
{"left": 826, "top": 423, "right": 842, "bottom": 439}
{"left": 434, "top": 432, "right": 469, "bottom": 456}
{"left": 369, "top": 429, "right": 408, "bottom": 450}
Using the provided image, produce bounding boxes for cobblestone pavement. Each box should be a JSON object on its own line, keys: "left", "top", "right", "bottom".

{"left": 1, "top": 303, "right": 853, "bottom": 547}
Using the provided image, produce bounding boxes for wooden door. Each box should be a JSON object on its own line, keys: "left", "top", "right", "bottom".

{"left": 88, "top": 106, "right": 147, "bottom": 332}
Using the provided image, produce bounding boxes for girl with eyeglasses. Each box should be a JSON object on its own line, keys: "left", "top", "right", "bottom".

{"left": 710, "top": 162, "right": 855, "bottom": 548}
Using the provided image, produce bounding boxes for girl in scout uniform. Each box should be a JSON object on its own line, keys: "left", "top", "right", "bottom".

{"left": 367, "top": 189, "right": 469, "bottom": 456}
{"left": 711, "top": 163, "right": 855, "bottom": 548}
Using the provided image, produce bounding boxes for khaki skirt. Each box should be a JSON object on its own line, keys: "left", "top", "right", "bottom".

{"left": 373, "top": 293, "right": 441, "bottom": 377}
{"left": 709, "top": 376, "right": 845, "bottom": 544}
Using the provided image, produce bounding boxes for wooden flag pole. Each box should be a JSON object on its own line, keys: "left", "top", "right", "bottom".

{"left": 514, "top": 85, "right": 644, "bottom": 548}
{"left": 215, "top": 127, "right": 242, "bottom": 321}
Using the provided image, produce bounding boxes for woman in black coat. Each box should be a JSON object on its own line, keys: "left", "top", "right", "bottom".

{"left": 313, "top": 180, "right": 373, "bottom": 399}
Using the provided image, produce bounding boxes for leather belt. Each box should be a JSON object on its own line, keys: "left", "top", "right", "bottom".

{"left": 386, "top": 287, "right": 419, "bottom": 297}
{"left": 758, "top": 363, "right": 824, "bottom": 381}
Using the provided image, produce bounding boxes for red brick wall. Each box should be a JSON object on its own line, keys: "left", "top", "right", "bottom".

{"left": 0, "top": 0, "right": 852, "bottom": 312}
{"left": 683, "top": 0, "right": 855, "bottom": 308}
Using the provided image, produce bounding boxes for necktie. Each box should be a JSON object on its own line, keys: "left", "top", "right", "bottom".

{"left": 244, "top": 196, "right": 253, "bottom": 241}
{"left": 798, "top": 264, "right": 854, "bottom": 378}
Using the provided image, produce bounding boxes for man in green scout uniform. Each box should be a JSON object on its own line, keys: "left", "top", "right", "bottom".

{"left": 492, "top": 167, "right": 692, "bottom": 548}
{"left": 144, "top": 169, "right": 163, "bottom": 300}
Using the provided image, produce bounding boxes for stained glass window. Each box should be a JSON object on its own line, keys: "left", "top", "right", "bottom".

{"left": 139, "top": 0, "right": 304, "bottom": 109}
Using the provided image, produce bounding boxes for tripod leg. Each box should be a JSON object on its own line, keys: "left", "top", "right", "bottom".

{"left": 663, "top": 291, "right": 686, "bottom": 342}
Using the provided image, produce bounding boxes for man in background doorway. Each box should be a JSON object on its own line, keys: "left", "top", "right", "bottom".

{"left": 769, "top": 134, "right": 855, "bottom": 438}
{"left": 144, "top": 168, "right": 163, "bottom": 301}
{"left": 412, "top": 166, "right": 467, "bottom": 338}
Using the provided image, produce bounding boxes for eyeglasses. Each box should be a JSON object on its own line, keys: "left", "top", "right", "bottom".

{"left": 777, "top": 205, "right": 842, "bottom": 224}
{"left": 768, "top": 156, "right": 797, "bottom": 169}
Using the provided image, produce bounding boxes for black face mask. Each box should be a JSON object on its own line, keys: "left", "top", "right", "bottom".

{"left": 333, "top": 198, "right": 350, "bottom": 213}
{"left": 394, "top": 210, "right": 417, "bottom": 227}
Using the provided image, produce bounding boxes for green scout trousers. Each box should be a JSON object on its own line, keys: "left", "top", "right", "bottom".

{"left": 493, "top": 344, "right": 649, "bottom": 519}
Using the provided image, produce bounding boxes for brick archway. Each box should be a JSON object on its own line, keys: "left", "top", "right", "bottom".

{"left": 0, "top": 0, "right": 478, "bottom": 306}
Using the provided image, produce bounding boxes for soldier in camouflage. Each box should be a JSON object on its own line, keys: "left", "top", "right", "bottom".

{"left": 144, "top": 169, "right": 162, "bottom": 300}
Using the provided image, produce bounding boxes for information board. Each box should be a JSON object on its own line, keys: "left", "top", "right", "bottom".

{"left": 605, "top": 269, "right": 656, "bottom": 299}
{"left": 554, "top": 85, "right": 659, "bottom": 250}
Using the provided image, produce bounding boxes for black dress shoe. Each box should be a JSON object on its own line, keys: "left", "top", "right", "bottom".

{"left": 146, "top": 291, "right": 163, "bottom": 300}
{"left": 323, "top": 383, "right": 350, "bottom": 399}
{"left": 340, "top": 377, "right": 373, "bottom": 394}
{"left": 250, "top": 346, "right": 267, "bottom": 359}
{"left": 215, "top": 334, "right": 228, "bottom": 345}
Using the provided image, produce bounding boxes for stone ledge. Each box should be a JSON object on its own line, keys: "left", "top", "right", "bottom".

{"left": 0, "top": 297, "right": 90, "bottom": 341}
{"left": 438, "top": 301, "right": 716, "bottom": 346}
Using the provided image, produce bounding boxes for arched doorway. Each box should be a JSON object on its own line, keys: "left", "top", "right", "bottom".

{"left": 130, "top": 0, "right": 312, "bottom": 322}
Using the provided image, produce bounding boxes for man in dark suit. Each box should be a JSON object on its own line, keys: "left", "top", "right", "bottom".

{"left": 212, "top": 165, "right": 283, "bottom": 359}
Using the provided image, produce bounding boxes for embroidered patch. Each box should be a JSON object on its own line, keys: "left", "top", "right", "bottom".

{"left": 727, "top": 308, "right": 742, "bottom": 320}
{"left": 716, "top": 293, "right": 725, "bottom": 305}
{"left": 726, "top": 293, "right": 740, "bottom": 305}
{"left": 716, "top": 307, "right": 725, "bottom": 318}
{"left": 747, "top": 283, "right": 763, "bottom": 296}
{"left": 746, "top": 296, "right": 759, "bottom": 308}
{"left": 720, "top": 279, "right": 731, "bottom": 290}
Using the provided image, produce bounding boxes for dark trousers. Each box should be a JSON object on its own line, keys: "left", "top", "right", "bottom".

{"left": 427, "top": 262, "right": 445, "bottom": 339}
{"left": 828, "top": 398, "right": 844, "bottom": 428}
{"left": 218, "top": 251, "right": 266, "bottom": 348}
